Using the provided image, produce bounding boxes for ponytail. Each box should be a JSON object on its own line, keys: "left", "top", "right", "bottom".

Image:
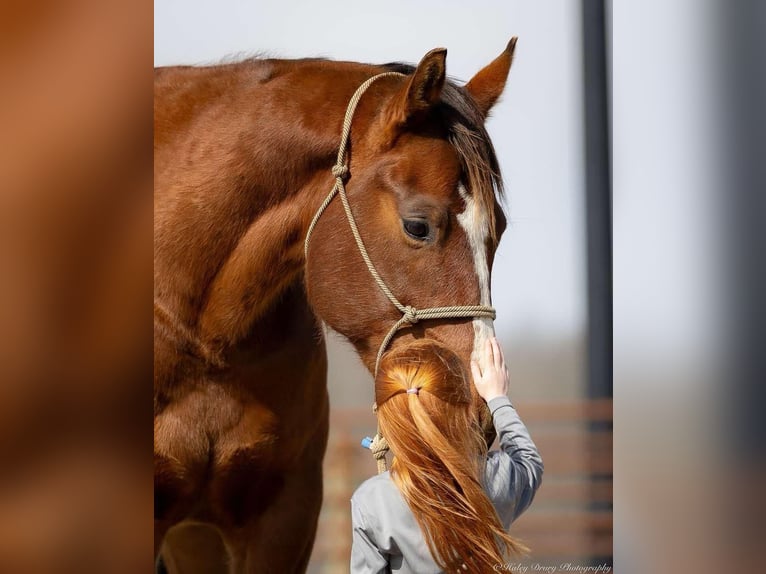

{"left": 376, "top": 340, "right": 527, "bottom": 572}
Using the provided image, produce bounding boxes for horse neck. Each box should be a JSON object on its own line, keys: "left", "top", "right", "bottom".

{"left": 154, "top": 59, "right": 383, "bottom": 361}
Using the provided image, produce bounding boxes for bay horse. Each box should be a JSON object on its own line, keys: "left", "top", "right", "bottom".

{"left": 154, "top": 39, "right": 517, "bottom": 573}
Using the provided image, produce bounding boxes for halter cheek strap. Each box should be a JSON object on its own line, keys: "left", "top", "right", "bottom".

{"left": 304, "top": 72, "right": 497, "bottom": 473}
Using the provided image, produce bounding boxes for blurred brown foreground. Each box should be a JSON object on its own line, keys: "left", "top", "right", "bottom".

{"left": 0, "top": 1, "right": 153, "bottom": 572}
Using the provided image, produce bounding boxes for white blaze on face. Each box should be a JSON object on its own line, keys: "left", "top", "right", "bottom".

{"left": 456, "top": 183, "right": 495, "bottom": 372}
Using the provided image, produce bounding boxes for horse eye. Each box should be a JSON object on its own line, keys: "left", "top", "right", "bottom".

{"left": 403, "top": 219, "right": 430, "bottom": 240}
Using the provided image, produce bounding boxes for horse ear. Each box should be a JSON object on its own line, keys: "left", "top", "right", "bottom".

{"left": 388, "top": 47, "right": 447, "bottom": 127}
{"left": 465, "top": 37, "right": 518, "bottom": 119}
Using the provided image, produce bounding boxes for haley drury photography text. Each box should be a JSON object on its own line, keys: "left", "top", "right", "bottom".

{"left": 494, "top": 563, "right": 612, "bottom": 573}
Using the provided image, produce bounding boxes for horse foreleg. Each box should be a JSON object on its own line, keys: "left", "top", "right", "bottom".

{"left": 223, "top": 417, "right": 328, "bottom": 574}
{"left": 159, "top": 522, "right": 229, "bottom": 574}
{"left": 222, "top": 456, "right": 325, "bottom": 573}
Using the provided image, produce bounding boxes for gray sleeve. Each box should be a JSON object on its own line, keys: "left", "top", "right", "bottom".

{"left": 484, "top": 396, "right": 544, "bottom": 528}
{"left": 350, "top": 497, "right": 389, "bottom": 574}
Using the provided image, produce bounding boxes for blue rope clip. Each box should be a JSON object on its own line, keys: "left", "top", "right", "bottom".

{"left": 361, "top": 436, "right": 373, "bottom": 450}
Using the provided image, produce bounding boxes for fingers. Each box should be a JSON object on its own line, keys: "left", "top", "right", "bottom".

{"left": 500, "top": 344, "right": 506, "bottom": 371}
{"left": 484, "top": 338, "right": 494, "bottom": 365}
{"left": 491, "top": 337, "right": 503, "bottom": 371}
{"left": 470, "top": 360, "right": 482, "bottom": 383}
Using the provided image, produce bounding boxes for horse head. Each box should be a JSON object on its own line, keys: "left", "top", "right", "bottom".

{"left": 305, "top": 40, "right": 517, "bottom": 439}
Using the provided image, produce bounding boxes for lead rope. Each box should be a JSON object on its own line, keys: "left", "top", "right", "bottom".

{"left": 304, "top": 72, "right": 497, "bottom": 473}
{"left": 370, "top": 402, "right": 389, "bottom": 474}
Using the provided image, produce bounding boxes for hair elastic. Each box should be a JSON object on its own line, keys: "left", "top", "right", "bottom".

{"left": 406, "top": 388, "right": 420, "bottom": 395}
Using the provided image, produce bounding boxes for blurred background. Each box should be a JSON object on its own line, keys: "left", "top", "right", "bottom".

{"left": 3, "top": 0, "right": 762, "bottom": 572}
{"left": 155, "top": 0, "right": 613, "bottom": 570}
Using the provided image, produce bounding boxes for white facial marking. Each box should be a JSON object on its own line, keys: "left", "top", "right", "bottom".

{"left": 456, "top": 183, "right": 495, "bottom": 371}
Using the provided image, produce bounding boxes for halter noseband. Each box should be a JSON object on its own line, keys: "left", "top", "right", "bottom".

{"left": 304, "top": 72, "right": 497, "bottom": 380}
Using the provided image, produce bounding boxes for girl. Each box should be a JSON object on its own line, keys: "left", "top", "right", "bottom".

{"left": 350, "top": 337, "right": 544, "bottom": 573}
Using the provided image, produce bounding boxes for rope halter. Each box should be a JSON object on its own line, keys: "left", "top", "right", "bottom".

{"left": 303, "top": 72, "right": 497, "bottom": 472}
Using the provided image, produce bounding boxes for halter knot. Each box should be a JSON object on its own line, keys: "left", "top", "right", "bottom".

{"left": 332, "top": 164, "right": 349, "bottom": 180}
{"left": 369, "top": 434, "right": 389, "bottom": 474}
{"left": 402, "top": 306, "right": 419, "bottom": 324}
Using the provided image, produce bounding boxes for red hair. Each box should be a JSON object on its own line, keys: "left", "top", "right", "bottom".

{"left": 375, "top": 340, "right": 527, "bottom": 572}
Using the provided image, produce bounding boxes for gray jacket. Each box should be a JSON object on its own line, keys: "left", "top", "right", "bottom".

{"left": 350, "top": 396, "right": 544, "bottom": 574}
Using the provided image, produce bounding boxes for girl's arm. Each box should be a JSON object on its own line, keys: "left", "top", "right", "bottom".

{"left": 350, "top": 497, "right": 389, "bottom": 574}
{"left": 485, "top": 395, "right": 544, "bottom": 523}
{"left": 472, "top": 338, "right": 544, "bottom": 526}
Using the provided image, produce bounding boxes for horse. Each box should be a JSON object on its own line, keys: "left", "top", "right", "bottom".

{"left": 154, "top": 38, "right": 517, "bottom": 573}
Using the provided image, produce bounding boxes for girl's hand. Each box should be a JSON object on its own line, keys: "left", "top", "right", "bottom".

{"left": 470, "top": 337, "right": 509, "bottom": 403}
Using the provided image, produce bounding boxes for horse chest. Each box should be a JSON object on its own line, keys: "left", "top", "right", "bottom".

{"left": 155, "top": 349, "right": 328, "bottom": 525}
{"left": 157, "top": 373, "right": 319, "bottom": 467}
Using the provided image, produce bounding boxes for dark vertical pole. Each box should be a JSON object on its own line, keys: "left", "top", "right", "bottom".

{"left": 582, "top": 0, "right": 612, "bottom": 568}
{"left": 582, "top": 0, "right": 612, "bottom": 400}
{"left": 718, "top": 3, "right": 766, "bottom": 561}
